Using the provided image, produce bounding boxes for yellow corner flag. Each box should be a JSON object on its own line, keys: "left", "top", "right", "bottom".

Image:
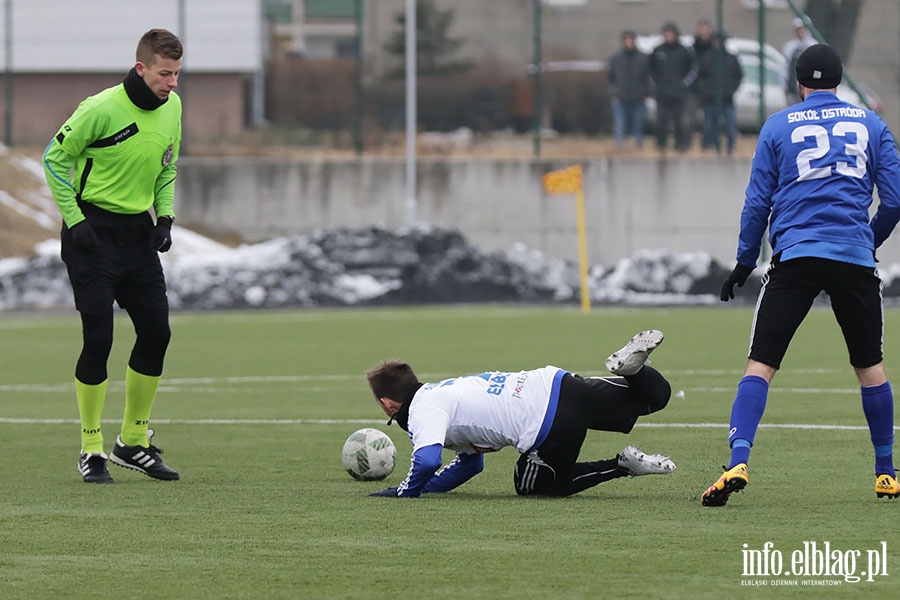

{"left": 543, "top": 165, "right": 590, "bottom": 314}
{"left": 543, "top": 164, "right": 583, "bottom": 195}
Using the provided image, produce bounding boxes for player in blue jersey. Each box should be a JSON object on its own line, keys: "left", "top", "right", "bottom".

{"left": 366, "top": 330, "right": 676, "bottom": 498}
{"left": 702, "top": 44, "right": 900, "bottom": 506}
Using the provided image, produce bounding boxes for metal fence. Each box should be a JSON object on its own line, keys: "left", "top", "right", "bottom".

{"left": 3, "top": 0, "right": 899, "bottom": 152}
{"left": 268, "top": 0, "right": 900, "bottom": 154}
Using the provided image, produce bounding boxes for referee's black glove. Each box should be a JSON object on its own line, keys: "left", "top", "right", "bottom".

{"left": 151, "top": 216, "right": 174, "bottom": 253}
{"left": 69, "top": 220, "right": 99, "bottom": 252}
{"left": 720, "top": 264, "right": 754, "bottom": 302}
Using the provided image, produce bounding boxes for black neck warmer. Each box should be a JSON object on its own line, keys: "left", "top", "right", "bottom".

{"left": 123, "top": 67, "right": 167, "bottom": 110}
{"left": 389, "top": 382, "right": 424, "bottom": 431}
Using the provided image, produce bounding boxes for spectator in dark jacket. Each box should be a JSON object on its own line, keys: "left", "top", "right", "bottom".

{"left": 695, "top": 31, "right": 743, "bottom": 154}
{"left": 608, "top": 29, "right": 652, "bottom": 149}
{"left": 692, "top": 17, "right": 714, "bottom": 62}
{"left": 649, "top": 21, "right": 698, "bottom": 152}
{"left": 687, "top": 17, "right": 715, "bottom": 148}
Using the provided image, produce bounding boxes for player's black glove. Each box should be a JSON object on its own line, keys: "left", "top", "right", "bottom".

{"left": 151, "top": 216, "right": 174, "bottom": 252}
{"left": 69, "top": 220, "right": 99, "bottom": 252}
{"left": 369, "top": 487, "right": 400, "bottom": 498}
{"left": 720, "top": 264, "right": 754, "bottom": 301}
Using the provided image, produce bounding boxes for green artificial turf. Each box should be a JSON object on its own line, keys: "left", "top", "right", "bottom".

{"left": 1, "top": 305, "right": 897, "bottom": 598}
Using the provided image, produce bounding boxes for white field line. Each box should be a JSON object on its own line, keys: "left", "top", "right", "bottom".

{"left": 0, "top": 418, "right": 387, "bottom": 425}
{"left": 0, "top": 384, "right": 861, "bottom": 395}
{"left": 687, "top": 386, "right": 858, "bottom": 394}
{"left": 0, "top": 417, "right": 887, "bottom": 431}
{"left": 0, "top": 307, "right": 595, "bottom": 330}
{"left": 0, "top": 369, "right": 857, "bottom": 394}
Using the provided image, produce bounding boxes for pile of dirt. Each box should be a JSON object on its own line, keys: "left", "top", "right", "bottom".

{"left": 0, "top": 148, "right": 60, "bottom": 258}
{"left": 1, "top": 225, "right": 733, "bottom": 311}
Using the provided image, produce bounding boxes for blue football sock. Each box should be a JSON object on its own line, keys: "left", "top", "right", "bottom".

{"left": 730, "top": 439, "right": 752, "bottom": 467}
{"left": 861, "top": 382, "right": 895, "bottom": 476}
{"left": 728, "top": 375, "right": 769, "bottom": 468}
{"left": 874, "top": 445, "right": 894, "bottom": 477}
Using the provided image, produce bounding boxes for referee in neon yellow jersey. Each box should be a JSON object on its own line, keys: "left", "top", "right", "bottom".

{"left": 43, "top": 29, "right": 183, "bottom": 484}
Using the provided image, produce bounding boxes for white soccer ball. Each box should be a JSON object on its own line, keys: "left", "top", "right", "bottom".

{"left": 342, "top": 428, "right": 396, "bottom": 481}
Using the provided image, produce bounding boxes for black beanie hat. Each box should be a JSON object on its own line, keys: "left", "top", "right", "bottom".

{"left": 796, "top": 44, "right": 843, "bottom": 89}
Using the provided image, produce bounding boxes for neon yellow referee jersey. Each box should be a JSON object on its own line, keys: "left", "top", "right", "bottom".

{"left": 43, "top": 83, "right": 181, "bottom": 227}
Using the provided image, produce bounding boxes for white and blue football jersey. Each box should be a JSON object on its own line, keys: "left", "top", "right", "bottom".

{"left": 408, "top": 366, "right": 566, "bottom": 455}
{"left": 392, "top": 366, "right": 566, "bottom": 497}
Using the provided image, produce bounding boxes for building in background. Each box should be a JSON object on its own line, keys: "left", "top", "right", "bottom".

{"left": 0, "top": 0, "right": 263, "bottom": 145}
{"left": 265, "top": 0, "right": 358, "bottom": 59}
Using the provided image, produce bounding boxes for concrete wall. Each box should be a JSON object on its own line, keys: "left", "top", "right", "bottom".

{"left": 176, "top": 156, "right": 900, "bottom": 268}
{"left": 173, "top": 157, "right": 749, "bottom": 266}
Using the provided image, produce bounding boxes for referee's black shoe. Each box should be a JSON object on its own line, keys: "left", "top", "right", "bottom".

{"left": 78, "top": 451, "right": 115, "bottom": 484}
{"left": 110, "top": 429, "right": 180, "bottom": 481}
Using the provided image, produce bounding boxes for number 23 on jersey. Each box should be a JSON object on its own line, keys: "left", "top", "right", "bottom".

{"left": 792, "top": 121, "right": 869, "bottom": 181}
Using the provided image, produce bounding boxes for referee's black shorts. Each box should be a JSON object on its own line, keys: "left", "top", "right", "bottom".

{"left": 749, "top": 256, "right": 883, "bottom": 370}
{"left": 60, "top": 202, "right": 168, "bottom": 314}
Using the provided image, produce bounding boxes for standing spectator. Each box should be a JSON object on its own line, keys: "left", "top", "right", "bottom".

{"left": 608, "top": 29, "right": 652, "bottom": 150}
{"left": 43, "top": 29, "right": 184, "bottom": 484}
{"left": 695, "top": 31, "right": 743, "bottom": 154}
{"left": 692, "top": 17, "right": 714, "bottom": 60}
{"left": 702, "top": 45, "right": 900, "bottom": 507}
{"left": 649, "top": 21, "right": 698, "bottom": 153}
{"left": 687, "top": 17, "right": 715, "bottom": 148}
{"left": 781, "top": 17, "right": 816, "bottom": 105}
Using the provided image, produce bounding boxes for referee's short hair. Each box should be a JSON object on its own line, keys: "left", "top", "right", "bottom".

{"left": 137, "top": 28, "right": 183, "bottom": 65}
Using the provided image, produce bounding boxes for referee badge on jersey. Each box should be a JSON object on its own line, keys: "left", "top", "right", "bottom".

{"left": 162, "top": 143, "right": 174, "bottom": 166}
